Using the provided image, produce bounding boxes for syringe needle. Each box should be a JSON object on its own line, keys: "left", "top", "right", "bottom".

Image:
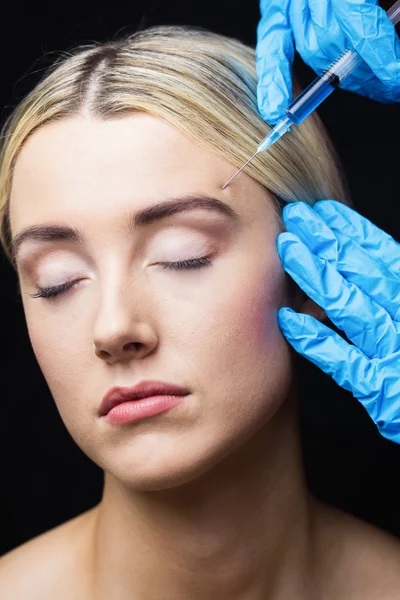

{"left": 222, "top": 151, "right": 259, "bottom": 190}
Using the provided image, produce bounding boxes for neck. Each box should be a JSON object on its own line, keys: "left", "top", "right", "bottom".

{"left": 88, "top": 386, "right": 319, "bottom": 600}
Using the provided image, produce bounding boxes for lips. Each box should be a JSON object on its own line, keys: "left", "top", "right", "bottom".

{"left": 99, "top": 380, "right": 191, "bottom": 417}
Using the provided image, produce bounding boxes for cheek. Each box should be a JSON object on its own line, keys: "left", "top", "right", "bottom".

{"left": 214, "top": 258, "right": 289, "bottom": 374}
{"left": 222, "top": 239, "right": 287, "bottom": 344}
{"left": 22, "top": 301, "right": 89, "bottom": 418}
{"left": 205, "top": 261, "right": 295, "bottom": 450}
{"left": 178, "top": 249, "right": 295, "bottom": 460}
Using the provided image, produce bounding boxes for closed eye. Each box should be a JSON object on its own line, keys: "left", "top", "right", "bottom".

{"left": 159, "top": 257, "right": 212, "bottom": 271}
{"left": 28, "top": 256, "right": 213, "bottom": 301}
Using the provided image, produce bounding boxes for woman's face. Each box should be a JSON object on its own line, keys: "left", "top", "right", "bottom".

{"left": 10, "top": 114, "right": 310, "bottom": 490}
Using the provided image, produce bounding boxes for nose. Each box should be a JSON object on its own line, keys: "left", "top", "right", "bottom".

{"left": 94, "top": 327, "right": 158, "bottom": 363}
{"left": 92, "top": 283, "right": 158, "bottom": 364}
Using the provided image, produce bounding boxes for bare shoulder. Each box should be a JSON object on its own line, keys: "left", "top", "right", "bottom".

{"left": 0, "top": 506, "right": 97, "bottom": 600}
{"left": 313, "top": 498, "right": 400, "bottom": 599}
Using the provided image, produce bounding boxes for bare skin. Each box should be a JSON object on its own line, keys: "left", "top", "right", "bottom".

{"left": 2, "top": 114, "right": 400, "bottom": 599}
{"left": 2, "top": 495, "right": 400, "bottom": 600}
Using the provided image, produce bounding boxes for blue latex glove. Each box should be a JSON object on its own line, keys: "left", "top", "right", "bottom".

{"left": 256, "top": 0, "right": 400, "bottom": 124}
{"left": 277, "top": 200, "right": 400, "bottom": 444}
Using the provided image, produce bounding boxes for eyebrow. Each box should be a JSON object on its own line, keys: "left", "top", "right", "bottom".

{"left": 11, "top": 194, "right": 239, "bottom": 266}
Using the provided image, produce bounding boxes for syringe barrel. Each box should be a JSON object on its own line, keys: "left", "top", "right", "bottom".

{"left": 285, "top": 71, "right": 339, "bottom": 124}
{"left": 330, "top": 48, "right": 364, "bottom": 81}
{"left": 285, "top": 49, "right": 364, "bottom": 125}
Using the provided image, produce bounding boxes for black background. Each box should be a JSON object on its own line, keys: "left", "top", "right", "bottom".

{"left": 1, "top": 0, "right": 400, "bottom": 557}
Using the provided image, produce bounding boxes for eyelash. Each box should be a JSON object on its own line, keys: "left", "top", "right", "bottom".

{"left": 28, "top": 257, "right": 213, "bottom": 300}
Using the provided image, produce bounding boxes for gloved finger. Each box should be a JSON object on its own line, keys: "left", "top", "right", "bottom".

{"left": 333, "top": 0, "right": 400, "bottom": 92}
{"left": 282, "top": 201, "right": 400, "bottom": 324}
{"left": 365, "top": 355, "right": 400, "bottom": 441}
{"left": 277, "top": 306, "right": 373, "bottom": 398}
{"left": 289, "top": 0, "right": 345, "bottom": 68}
{"left": 329, "top": 229, "right": 400, "bottom": 325}
{"left": 256, "top": 0, "right": 294, "bottom": 124}
{"left": 377, "top": 423, "right": 400, "bottom": 445}
{"left": 277, "top": 232, "right": 399, "bottom": 359}
{"left": 279, "top": 307, "right": 400, "bottom": 443}
{"left": 313, "top": 200, "right": 400, "bottom": 275}
{"left": 307, "top": 0, "right": 340, "bottom": 33}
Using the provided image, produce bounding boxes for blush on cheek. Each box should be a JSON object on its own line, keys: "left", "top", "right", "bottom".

{"left": 216, "top": 265, "right": 285, "bottom": 359}
{"left": 244, "top": 291, "right": 282, "bottom": 352}
{"left": 207, "top": 260, "right": 294, "bottom": 438}
{"left": 241, "top": 259, "right": 285, "bottom": 329}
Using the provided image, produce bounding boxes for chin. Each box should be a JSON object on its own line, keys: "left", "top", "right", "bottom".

{"left": 98, "top": 435, "right": 240, "bottom": 493}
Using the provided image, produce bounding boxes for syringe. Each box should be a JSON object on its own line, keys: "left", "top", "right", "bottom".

{"left": 222, "top": 0, "right": 400, "bottom": 190}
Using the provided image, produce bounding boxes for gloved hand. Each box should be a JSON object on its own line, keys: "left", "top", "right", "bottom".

{"left": 256, "top": 0, "right": 400, "bottom": 124}
{"left": 277, "top": 200, "right": 400, "bottom": 444}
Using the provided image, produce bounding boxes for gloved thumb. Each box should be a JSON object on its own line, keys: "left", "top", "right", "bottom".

{"left": 256, "top": 0, "right": 295, "bottom": 124}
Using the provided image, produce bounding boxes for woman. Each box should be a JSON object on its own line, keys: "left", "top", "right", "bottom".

{"left": 0, "top": 25, "right": 400, "bottom": 599}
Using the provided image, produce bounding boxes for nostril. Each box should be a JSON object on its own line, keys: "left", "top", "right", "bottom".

{"left": 125, "top": 342, "right": 142, "bottom": 351}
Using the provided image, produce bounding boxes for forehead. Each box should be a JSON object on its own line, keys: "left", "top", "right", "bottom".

{"left": 9, "top": 114, "right": 274, "bottom": 236}
{"left": 11, "top": 114, "right": 226, "bottom": 199}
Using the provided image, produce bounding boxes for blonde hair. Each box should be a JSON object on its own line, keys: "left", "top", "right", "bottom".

{"left": 0, "top": 24, "right": 351, "bottom": 268}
